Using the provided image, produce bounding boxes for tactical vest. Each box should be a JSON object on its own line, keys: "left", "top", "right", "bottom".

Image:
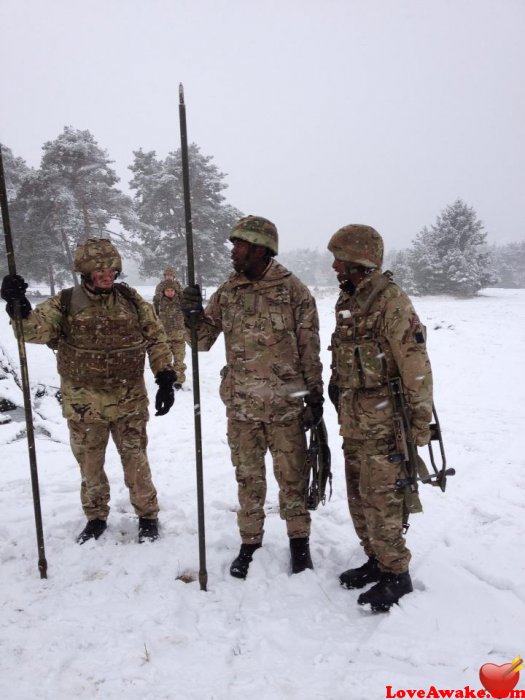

{"left": 157, "top": 295, "right": 184, "bottom": 335}
{"left": 56, "top": 284, "right": 147, "bottom": 388}
{"left": 332, "top": 273, "right": 397, "bottom": 391}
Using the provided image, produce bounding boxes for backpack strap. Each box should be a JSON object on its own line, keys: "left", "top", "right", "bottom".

{"left": 114, "top": 282, "right": 142, "bottom": 317}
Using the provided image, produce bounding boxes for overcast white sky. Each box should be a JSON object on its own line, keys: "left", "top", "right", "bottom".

{"left": 1, "top": 0, "right": 523, "bottom": 253}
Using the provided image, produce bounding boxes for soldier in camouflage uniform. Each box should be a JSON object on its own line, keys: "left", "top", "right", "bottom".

{"left": 153, "top": 267, "right": 186, "bottom": 385}
{"left": 1, "top": 239, "right": 177, "bottom": 544}
{"left": 154, "top": 278, "right": 187, "bottom": 387}
{"left": 153, "top": 267, "right": 179, "bottom": 307}
{"left": 182, "top": 216, "right": 324, "bottom": 578}
{"left": 327, "top": 225, "right": 433, "bottom": 611}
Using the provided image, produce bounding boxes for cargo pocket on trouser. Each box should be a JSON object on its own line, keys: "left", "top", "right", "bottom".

{"left": 359, "top": 452, "right": 411, "bottom": 573}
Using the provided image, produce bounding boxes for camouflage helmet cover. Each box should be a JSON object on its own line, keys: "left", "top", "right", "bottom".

{"left": 157, "top": 279, "right": 176, "bottom": 293}
{"left": 73, "top": 238, "right": 122, "bottom": 274}
{"left": 229, "top": 215, "right": 279, "bottom": 255}
{"left": 164, "top": 266, "right": 176, "bottom": 276}
{"left": 327, "top": 224, "right": 383, "bottom": 268}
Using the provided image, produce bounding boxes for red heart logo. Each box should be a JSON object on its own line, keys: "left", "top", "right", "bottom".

{"left": 479, "top": 663, "right": 520, "bottom": 698}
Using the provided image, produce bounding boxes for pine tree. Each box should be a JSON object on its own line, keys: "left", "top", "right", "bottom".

{"left": 384, "top": 249, "right": 418, "bottom": 294}
{"left": 490, "top": 241, "right": 525, "bottom": 288}
{"left": 3, "top": 129, "right": 135, "bottom": 291}
{"left": 410, "top": 199, "right": 495, "bottom": 297}
{"left": 8, "top": 170, "right": 70, "bottom": 289}
{"left": 40, "top": 126, "right": 133, "bottom": 250}
{"left": 128, "top": 144, "right": 242, "bottom": 284}
{"left": 0, "top": 144, "right": 33, "bottom": 198}
{"left": 0, "top": 146, "right": 35, "bottom": 279}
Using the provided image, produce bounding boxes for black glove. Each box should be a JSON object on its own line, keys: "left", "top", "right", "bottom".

{"left": 328, "top": 383, "right": 340, "bottom": 411}
{"left": 154, "top": 369, "right": 177, "bottom": 416}
{"left": 181, "top": 284, "right": 203, "bottom": 322}
{"left": 303, "top": 395, "right": 324, "bottom": 431}
{"left": 1, "top": 274, "right": 32, "bottom": 319}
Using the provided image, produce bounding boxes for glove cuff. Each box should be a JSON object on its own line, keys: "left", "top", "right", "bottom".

{"left": 304, "top": 391, "right": 324, "bottom": 406}
{"left": 6, "top": 298, "right": 32, "bottom": 320}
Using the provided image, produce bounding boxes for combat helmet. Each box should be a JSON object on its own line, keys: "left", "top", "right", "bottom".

{"left": 229, "top": 215, "right": 278, "bottom": 255}
{"left": 73, "top": 238, "right": 122, "bottom": 274}
{"left": 164, "top": 266, "right": 176, "bottom": 276}
{"left": 327, "top": 225, "right": 383, "bottom": 268}
{"left": 157, "top": 279, "right": 176, "bottom": 293}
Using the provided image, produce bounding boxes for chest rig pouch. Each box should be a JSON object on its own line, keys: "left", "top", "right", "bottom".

{"left": 335, "top": 274, "right": 391, "bottom": 390}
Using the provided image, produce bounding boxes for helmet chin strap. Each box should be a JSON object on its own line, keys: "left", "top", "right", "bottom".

{"left": 340, "top": 280, "right": 356, "bottom": 294}
{"left": 339, "top": 265, "right": 374, "bottom": 294}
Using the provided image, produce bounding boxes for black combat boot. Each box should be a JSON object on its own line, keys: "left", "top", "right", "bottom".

{"left": 339, "top": 557, "right": 381, "bottom": 589}
{"left": 76, "top": 518, "right": 107, "bottom": 544}
{"left": 357, "top": 571, "right": 413, "bottom": 612}
{"left": 138, "top": 518, "right": 159, "bottom": 543}
{"left": 290, "top": 537, "right": 314, "bottom": 574}
{"left": 230, "top": 543, "right": 262, "bottom": 579}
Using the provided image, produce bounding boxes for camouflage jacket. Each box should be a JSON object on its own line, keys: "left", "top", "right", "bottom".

{"left": 330, "top": 270, "right": 433, "bottom": 444}
{"left": 190, "top": 260, "right": 323, "bottom": 423}
{"left": 155, "top": 281, "right": 185, "bottom": 340}
{"left": 153, "top": 278, "right": 183, "bottom": 312}
{"left": 16, "top": 283, "right": 173, "bottom": 422}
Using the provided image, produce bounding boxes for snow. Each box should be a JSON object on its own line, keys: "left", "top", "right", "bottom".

{"left": 1, "top": 287, "right": 524, "bottom": 700}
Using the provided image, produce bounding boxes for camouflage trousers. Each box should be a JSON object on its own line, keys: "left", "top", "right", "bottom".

{"left": 227, "top": 417, "right": 311, "bottom": 544}
{"left": 343, "top": 436, "right": 411, "bottom": 574}
{"left": 68, "top": 416, "right": 159, "bottom": 521}
{"left": 168, "top": 338, "right": 186, "bottom": 384}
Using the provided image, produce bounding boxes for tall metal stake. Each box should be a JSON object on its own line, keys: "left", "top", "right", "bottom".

{"left": 178, "top": 84, "right": 207, "bottom": 591}
{"left": 0, "top": 146, "right": 48, "bottom": 579}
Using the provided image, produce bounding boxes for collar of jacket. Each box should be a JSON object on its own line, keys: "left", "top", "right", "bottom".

{"left": 351, "top": 269, "right": 390, "bottom": 313}
{"left": 228, "top": 259, "right": 292, "bottom": 290}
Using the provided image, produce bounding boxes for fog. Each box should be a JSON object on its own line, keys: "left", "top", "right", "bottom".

{"left": 1, "top": 0, "right": 524, "bottom": 253}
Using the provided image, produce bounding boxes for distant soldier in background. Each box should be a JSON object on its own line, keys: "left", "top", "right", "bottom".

{"left": 327, "top": 225, "right": 433, "bottom": 611}
{"left": 182, "top": 215, "right": 324, "bottom": 578}
{"left": 153, "top": 266, "right": 180, "bottom": 307}
{"left": 153, "top": 270, "right": 186, "bottom": 388}
{"left": 0, "top": 239, "right": 177, "bottom": 544}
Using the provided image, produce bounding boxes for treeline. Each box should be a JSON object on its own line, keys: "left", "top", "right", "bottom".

{"left": 2, "top": 132, "right": 523, "bottom": 297}
{"left": 0, "top": 127, "right": 242, "bottom": 291}
{"left": 282, "top": 200, "right": 524, "bottom": 297}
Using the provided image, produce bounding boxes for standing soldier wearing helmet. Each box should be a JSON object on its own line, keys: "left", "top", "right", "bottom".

{"left": 153, "top": 267, "right": 186, "bottom": 388}
{"left": 154, "top": 266, "right": 179, "bottom": 297}
{"left": 0, "top": 239, "right": 177, "bottom": 544}
{"left": 327, "top": 225, "right": 433, "bottom": 611}
{"left": 182, "top": 216, "right": 324, "bottom": 578}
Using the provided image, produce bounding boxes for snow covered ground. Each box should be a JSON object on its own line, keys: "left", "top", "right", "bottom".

{"left": 1, "top": 286, "right": 524, "bottom": 700}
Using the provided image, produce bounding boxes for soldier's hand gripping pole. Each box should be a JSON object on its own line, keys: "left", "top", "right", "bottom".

{"left": 178, "top": 84, "right": 207, "bottom": 591}
{"left": 0, "top": 146, "right": 48, "bottom": 579}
